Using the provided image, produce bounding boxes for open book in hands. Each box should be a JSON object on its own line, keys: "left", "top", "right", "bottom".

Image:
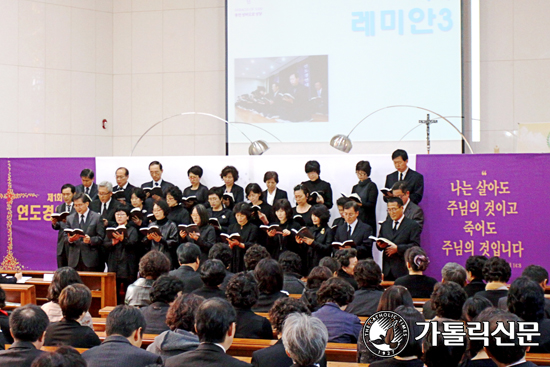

{"left": 369, "top": 236, "right": 396, "bottom": 249}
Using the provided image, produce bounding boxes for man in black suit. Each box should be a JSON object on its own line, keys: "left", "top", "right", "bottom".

{"left": 384, "top": 149, "right": 424, "bottom": 204}
{"left": 82, "top": 305, "right": 162, "bottom": 367}
{"left": 168, "top": 243, "right": 203, "bottom": 293}
{"left": 90, "top": 181, "right": 117, "bottom": 228}
{"left": 165, "top": 298, "right": 252, "bottom": 367}
{"left": 282, "top": 73, "right": 310, "bottom": 122}
{"left": 65, "top": 192, "right": 105, "bottom": 272}
{"left": 0, "top": 305, "right": 48, "bottom": 367}
{"left": 376, "top": 197, "right": 421, "bottom": 281}
{"left": 333, "top": 201, "right": 373, "bottom": 259}
{"left": 75, "top": 168, "right": 99, "bottom": 201}
{"left": 141, "top": 160, "right": 175, "bottom": 199}
{"left": 113, "top": 167, "right": 135, "bottom": 204}
{"left": 51, "top": 183, "right": 76, "bottom": 268}
{"left": 391, "top": 181, "right": 424, "bottom": 231}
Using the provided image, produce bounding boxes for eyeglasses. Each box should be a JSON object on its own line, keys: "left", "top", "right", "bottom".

{"left": 387, "top": 208, "right": 401, "bottom": 213}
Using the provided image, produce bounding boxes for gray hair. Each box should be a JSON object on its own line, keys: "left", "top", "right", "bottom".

{"left": 282, "top": 313, "right": 328, "bottom": 366}
{"left": 98, "top": 181, "right": 113, "bottom": 193}
{"left": 441, "top": 262, "right": 467, "bottom": 286}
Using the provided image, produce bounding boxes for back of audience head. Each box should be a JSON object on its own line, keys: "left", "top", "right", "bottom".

{"left": 462, "top": 296, "right": 493, "bottom": 322}
{"left": 319, "top": 256, "right": 340, "bottom": 275}
{"left": 354, "top": 259, "right": 382, "bottom": 289}
{"left": 507, "top": 276, "right": 544, "bottom": 322}
{"left": 269, "top": 297, "right": 311, "bottom": 336}
{"left": 9, "top": 304, "right": 49, "bottom": 343}
{"left": 334, "top": 248, "right": 357, "bottom": 275}
{"left": 441, "top": 262, "right": 467, "bottom": 286}
{"left": 377, "top": 285, "right": 413, "bottom": 312}
{"left": 31, "top": 346, "right": 86, "bottom": 367}
{"left": 431, "top": 281, "right": 467, "bottom": 320}
{"left": 522, "top": 264, "right": 549, "bottom": 288}
{"left": 465, "top": 307, "right": 501, "bottom": 360}
{"left": 282, "top": 313, "right": 328, "bottom": 367}
{"left": 208, "top": 243, "right": 232, "bottom": 269}
{"left": 306, "top": 266, "right": 332, "bottom": 289}
{"left": 465, "top": 255, "right": 488, "bottom": 281}
{"left": 200, "top": 259, "right": 226, "bottom": 287}
{"left": 483, "top": 256, "right": 511, "bottom": 284}
{"left": 485, "top": 310, "right": 528, "bottom": 366}
{"left": 177, "top": 242, "right": 201, "bottom": 267}
{"left": 394, "top": 306, "right": 425, "bottom": 358}
{"left": 139, "top": 250, "right": 171, "bottom": 279}
{"left": 244, "top": 244, "right": 271, "bottom": 271}
{"left": 59, "top": 283, "right": 92, "bottom": 321}
{"left": 150, "top": 275, "right": 184, "bottom": 304}
{"left": 405, "top": 246, "right": 430, "bottom": 272}
{"left": 47, "top": 267, "right": 83, "bottom": 303}
{"left": 106, "top": 305, "right": 146, "bottom": 346}
{"left": 195, "top": 298, "right": 236, "bottom": 344}
{"left": 226, "top": 272, "right": 259, "bottom": 309}
{"left": 166, "top": 293, "right": 205, "bottom": 332}
{"left": 422, "top": 320, "right": 466, "bottom": 367}
{"left": 317, "top": 277, "right": 354, "bottom": 307}
{"left": 254, "top": 258, "right": 284, "bottom": 294}
{"left": 279, "top": 251, "right": 302, "bottom": 275}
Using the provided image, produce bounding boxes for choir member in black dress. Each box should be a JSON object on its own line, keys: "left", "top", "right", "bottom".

{"left": 226, "top": 202, "right": 261, "bottom": 273}
{"left": 266, "top": 199, "right": 302, "bottom": 261}
{"left": 246, "top": 183, "right": 274, "bottom": 246}
{"left": 166, "top": 186, "right": 191, "bottom": 225}
{"left": 301, "top": 160, "right": 333, "bottom": 209}
{"left": 102, "top": 205, "right": 140, "bottom": 304}
{"left": 145, "top": 200, "right": 179, "bottom": 269}
{"left": 207, "top": 187, "right": 235, "bottom": 237}
{"left": 262, "top": 171, "right": 288, "bottom": 206}
{"left": 183, "top": 165, "right": 209, "bottom": 206}
{"left": 394, "top": 246, "right": 437, "bottom": 298}
{"left": 292, "top": 184, "right": 313, "bottom": 227}
{"left": 129, "top": 187, "right": 150, "bottom": 262}
{"left": 296, "top": 204, "right": 333, "bottom": 274}
{"left": 220, "top": 165, "right": 245, "bottom": 205}
{"left": 180, "top": 204, "right": 216, "bottom": 263}
{"left": 351, "top": 160, "right": 378, "bottom": 231}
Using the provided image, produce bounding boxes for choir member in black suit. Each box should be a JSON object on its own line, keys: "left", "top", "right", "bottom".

{"left": 376, "top": 197, "right": 421, "bottom": 281}
{"left": 90, "top": 181, "right": 117, "bottom": 228}
{"left": 75, "top": 168, "right": 98, "bottom": 201}
{"left": 102, "top": 205, "right": 140, "bottom": 304}
{"left": 113, "top": 167, "right": 135, "bottom": 204}
{"left": 166, "top": 186, "right": 191, "bottom": 225}
{"left": 52, "top": 183, "right": 76, "bottom": 268}
{"left": 333, "top": 201, "right": 373, "bottom": 260}
{"left": 141, "top": 161, "right": 175, "bottom": 199}
{"left": 296, "top": 204, "right": 333, "bottom": 273}
{"left": 181, "top": 204, "right": 216, "bottom": 263}
{"left": 266, "top": 199, "right": 301, "bottom": 261}
{"left": 383, "top": 149, "right": 424, "bottom": 204}
{"left": 394, "top": 246, "right": 437, "bottom": 298}
{"left": 392, "top": 181, "right": 424, "bottom": 232}
{"left": 207, "top": 187, "right": 236, "bottom": 238}
{"left": 145, "top": 200, "right": 179, "bottom": 269}
{"left": 262, "top": 171, "right": 288, "bottom": 206}
{"left": 351, "top": 161, "right": 378, "bottom": 231}
{"left": 129, "top": 187, "right": 150, "bottom": 263}
{"left": 246, "top": 183, "right": 275, "bottom": 245}
{"left": 226, "top": 202, "right": 261, "bottom": 273}
{"left": 183, "top": 165, "right": 209, "bottom": 206}
{"left": 301, "top": 160, "right": 333, "bottom": 209}
{"left": 292, "top": 184, "right": 313, "bottom": 227}
{"left": 220, "top": 165, "right": 245, "bottom": 205}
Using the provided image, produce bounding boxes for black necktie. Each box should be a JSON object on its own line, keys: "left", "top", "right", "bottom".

{"left": 393, "top": 221, "right": 399, "bottom": 231}
{"left": 67, "top": 205, "right": 71, "bottom": 212}
{"left": 102, "top": 203, "right": 106, "bottom": 215}
{"left": 79, "top": 215, "right": 85, "bottom": 228}
{"left": 155, "top": 182, "right": 159, "bottom": 187}
{"left": 85, "top": 187, "right": 89, "bottom": 195}
{"left": 347, "top": 224, "right": 352, "bottom": 238}
{"left": 399, "top": 172, "right": 403, "bottom": 181}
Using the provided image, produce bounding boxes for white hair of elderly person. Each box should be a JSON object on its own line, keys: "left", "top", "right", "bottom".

{"left": 282, "top": 313, "right": 328, "bottom": 367}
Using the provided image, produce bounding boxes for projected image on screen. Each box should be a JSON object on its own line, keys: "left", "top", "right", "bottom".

{"left": 234, "top": 55, "right": 329, "bottom": 123}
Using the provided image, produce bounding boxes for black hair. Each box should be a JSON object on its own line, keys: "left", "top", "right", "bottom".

{"left": 273, "top": 199, "right": 293, "bottom": 223}
{"left": 293, "top": 184, "right": 310, "bottom": 197}
{"left": 255, "top": 258, "right": 284, "bottom": 294}
{"left": 244, "top": 244, "right": 271, "bottom": 271}
{"left": 31, "top": 346, "right": 86, "bottom": 367}
{"left": 195, "top": 298, "right": 236, "bottom": 343}
{"left": 269, "top": 297, "right": 310, "bottom": 335}
{"left": 317, "top": 277, "right": 354, "bottom": 307}
{"left": 431, "top": 282, "right": 467, "bottom": 320}
{"left": 507, "top": 276, "right": 545, "bottom": 322}
{"left": 226, "top": 272, "right": 259, "bottom": 309}
{"left": 105, "top": 305, "right": 146, "bottom": 337}
{"left": 422, "top": 320, "right": 465, "bottom": 367}
{"left": 208, "top": 243, "right": 232, "bottom": 268}
{"left": 464, "top": 306, "right": 502, "bottom": 360}
{"left": 59, "top": 284, "right": 92, "bottom": 321}
{"left": 114, "top": 204, "right": 131, "bottom": 217}
{"left": 192, "top": 204, "right": 209, "bottom": 227}
{"left": 116, "top": 167, "right": 129, "bottom": 176}
{"left": 522, "top": 264, "right": 549, "bottom": 284}
{"left": 149, "top": 161, "right": 163, "bottom": 170}
{"left": 188, "top": 165, "right": 203, "bottom": 177}
{"left": 166, "top": 293, "right": 205, "bottom": 331}
{"left": 391, "top": 180, "right": 409, "bottom": 194}
{"left": 263, "top": 171, "right": 279, "bottom": 183}
{"left": 80, "top": 168, "right": 95, "bottom": 179}
{"left": 465, "top": 255, "right": 488, "bottom": 280}
{"left": 177, "top": 242, "right": 201, "bottom": 265}
{"left": 245, "top": 183, "right": 263, "bottom": 196}
{"left": 462, "top": 296, "right": 492, "bottom": 322}
{"left": 336, "top": 197, "right": 349, "bottom": 207}
{"left": 483, "top": 256, "right": 511, "bottom": 283}
{"left": 354, "top": 259, "right": 382, "bottom": 288}
{"left": 9, "top": 304, "right": 49, "bottom": 342}
{"left": 220, "top": 166, "right": 239, "bottom": 181}
{"left": 305, "top": 160, "right": 321, "bottom": 174}
{"left": 233, "top": 202, "right": 252, "bottom": 220}
{"left": 404, "top": 246, "right": 430, "bottom": 272}
{"left": 391, "top": 149, "right": 408, "bottom": 161}
{"left": 311, "top": 204, "right": 330, "bottom": 226}
{"left": 334, "top": 248, "right": 357, "bottom": 268}
{"left": 131, "top": 187, "right": 146, "bottom": 202}
{"left": 485, "top": 310, "right": 527, "bottom": 365}
{"left": 394, "top": 305, "right": 424, "bottom": 358}
{"left": 207, "top": 186, "right": 223, "bottom": 199}
{"left": 47, "top": 267, "right": 84, "bottom": 302}
{"left": 355, "top": 161, "right": 371, "bottom": 176}
{"left": 150, "top": 275, "right": 184, "bottom": 304}
{"left": 306, "top": 266, "right": 332, "bottom": 289}
{"left": 73, "top": 192, "right": 90, "bottom": 204}
{"left": 153, "top": 199, "right": 170, "bottom": 217}
{"left": 200, "top": 259, "right": 226, "bottom": 287}
{"left": 319, "top": 257, "right": 340, "bottom": 273}
{"left": 61, "top": 183, "right": 76, "bottom": 194}
{"left": 343, "top": 201, "right": 359, "bottom": 212}
{"left": 166, "top": 186, "right": 183, "bottom": 203}
{"left": 377, "top": 285, "right": 414, "bottom": 312}
{"left": 139, "top": 250, "right": 171, "bottom": 279}
{"left": 386, "top": 196, "right": 403, "bottom": 207}
{"left": 278, "top": 251, "right": 302, "bottom": 275}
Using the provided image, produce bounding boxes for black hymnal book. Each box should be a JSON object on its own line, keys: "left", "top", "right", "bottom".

{"left": 143, "top": 186, "right": 164, "bottom": 198}
{"left": 208, "top": 217, "right": 221, "bottom": 230}
{"left": 340, "top": 192, "right": 362, "bottom": 204}
{"left": 293, "top": 215, "right": 306, "bottom": 227}
{"left": 140, "top": 225, "right": 161, "bottom": 236}
{"left": 331, "top": 240, "right": 356, "bottom": 248}
{"left": 112, "top": 190, "right": 126, "bottom": 200}
{"left": 380, "top": 188, "right": 392, "bottom": 196}
{"left": 222, "top": 192, "right": 234, "bottom": 202}
{"left": 220, "top": 233, "right": 242, "bottom": 243}
{"left": 251, "top": 205, "right": 262, "bottom": 216}
{"left": 106, "top": 225, "right": 128, "bottom": 239}
{"left": 130, "top": 208, "right": 144, "bottom": 220}
{"left": 260, "top": 224, "right": 282, "bottom": 233}
{"left": 310, "top": 191, "right": 324, "bottom": 202}
{"left": 64, "top": 228, "right": 85, "bottom": 237}
{"left": 51, "top": 211, "right": 70, "bottom": 221}
{"left": 178, "top": 223, "right": 199, "bottom": 234}
{"left": 369, "top": 236, "right": 396, "bottom": 249}
{"left": 292, "top": 227, "right": 315, "bottom": 240}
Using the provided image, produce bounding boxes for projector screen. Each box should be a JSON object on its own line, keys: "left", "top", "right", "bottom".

{"left": 226, "top": 0, "right": 462, "bottom": 145}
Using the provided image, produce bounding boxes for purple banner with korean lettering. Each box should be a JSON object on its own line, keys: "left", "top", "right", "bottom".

{"left": 0, "top": 158, "right": 95, "bottom": 270}
{"left": 417, "top": 154, "right": 550, "bottom": 281}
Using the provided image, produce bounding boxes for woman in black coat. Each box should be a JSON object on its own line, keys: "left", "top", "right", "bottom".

{"left": 144, "top": 199, "right": 179, "bottom": 269}
{"left": 296, "top": 204, "right": 333, "bottom": 274}
{"left": 226, "top": 202, "right": 261, "bottom": 273}
{"left": 351, "top": 160, "right": 378, "bottom": 231}
{"left": 266, "top": 199, "right": 302, "bottom": 261}
{"left": 180, "top": 204, "right": 216, "bottom": 263}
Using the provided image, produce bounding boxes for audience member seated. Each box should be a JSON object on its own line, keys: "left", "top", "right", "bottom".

{"left": 192, "top": 259, "right": 227, "bottom": 299}
{"left": 459, "top": 307, "right": 500, "bottom": 367}
{"left": 394, "top": 246, "right": 437, "bottom": 298}
{"left": 252, "top": 297, "right": 328, "bottom": 367}
{"left": 334, "top": 248, "right": 358, "bottom": 290}
{"left": 82, "top": 305, "right": 163, "bottom": 367}
{"left": 165, "top": 298, "right": 252, "bottom": 367}
{"left": 126, "top": 250, "right": 171, "bottom": 307}
{"left": 253, "top": 258, "right": 289, "bottom": 312}
{"left": 462, "top": 296, "right": 493, "bottom": 322}
{"left": 507, "top": 276, "right": 550, "bottom": 353}
{"left": 140, "top": 275, "right": 184, "bottom": 334}
{"left": 168, "top": 243, "right": 204, "bottom": 293}
{"left": 282, "top": 313, "right": 328, "bottom": 367}
{"left": 209, "top": 242, "right": 234, "bottom": 290}
{"left": 41, "top": 267, "right": 93, "bottom": 328}
{"left": 146, "top": 293, "right": 203, "bottom": 360}
{"left": 422, "top": 320, "right": 466, "bottom": 367}
{"left": 429, "top": 281, "right": 467, "bottom": 321}
{"left": 31, "top": 346, "right": 86, "bottom": 367}
{"left": 476, "top": 257, "right": 511, "bottom": 307}
{"left": 319, "top": 256, "right": 340, "bottom": 276}
{"left": 346, "top": 259, "right": 384, "bottom": 317}
{"left": 0, "top": 305, "right": 48, "bottom": 367}
{"left": 423, "top": 262, "right": 467, "bottom": 319}
{"left": 0, "top": 287, "right": 13, "bottom": 349}
{"left": 369, "top": 306, "right": 425, "bottom": 367}
{"left": 44, "top": 284, "right": 100, "bottom": 348}
{"left": 300, "top": 266, "right": 332, "bottom": 312}
{"left": 244, "top": 244, "right": 271, "bottom": 272}
{"left": 226, "top": 272, "right": 273, "bottom": 339}
{"left": 279, "top": 251, "right": 306, "bottom": 294}
{"left": 312, "top": 277, "right": 361, "bottom": 343}
{"left": 464, "top": 255, "right": 488, "bottom": 297}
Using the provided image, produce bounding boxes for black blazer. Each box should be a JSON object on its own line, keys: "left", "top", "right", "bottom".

{"left": 169, "top": 265, "right": 204, "bottom": 293}
{"left": 352, "top": 178, "right": 378, "bottom": 231}
{"left": 464, "top": 278, "right": 486, "bottom": 298}
{"left": 168, "top": 204, "right": 191, "bottom": 225}
{"left": 102, "top": 224, "right": 139, "bottom": 280}
{"left": 140, "top": 302, "right": 170, "bottom": 334}
{"left": 227, "top": 221, "right": 260, "bottom": 273}
{"left": 82, "top": 335, "right": 163, "bottom": 367}
{"left": 302, "top": 178, "right": 333, "bottom": 209}
{"left": 165, "top": 342, "right": 252, "bottom": 367}
{"left": 222, "top": 184, "right": 245, "bottom": 204}
{"left": 346, "top": 287, "right": 384, "bottom": 317}
{"left": 333, "top": 220, "right": 373, "bottom": 260}
{"left": 262, "top": 188, "right": 288, "bottom": 205}
{"left": 192, "top": 285, "right": 226, "bottom": 299}
{"left": 251, "top": 339, "right": 328, "bottom": 367}
{"left": 44, "top": 318, "right": 101, "bottom": 348}
{"left": 376, "top": 217, "right": 421, "bottom": 280}
{"left": 90, "top": 198, "right": 117, "bottom": 228}
{"left": 306, "top": 225, "right": 333, "bottom": 273}
{"left": 265, "top": 220, "right": 302, "bottom": 261}
{"left": 64, "top": 210, "right": 105, "bottom": 269}
{"left": 234, "top": 308, "right": 273, "bottom": 340}
{"left": 187, "top": 224, "right": 217, "bottom": 262}
{"left": 113, "top": 182, "right": 135, "bottom": 204}
{"left": 145, "top": 219, "right": 178, "bottom": 268}
{"left": 183, "top": 184, "right": 209, "bottom": 205}
{"left": 76, "top": 183, "right": 99, "bottom": 201}
{"left": 52, "top": 202, "right": 76, "bottom": 259}
{"left": 384, "top": 169, "right": 424, "bottom": 204}
{"left": 141, "top": 179, "right": 175, "bottom": 196}
{"left": 0, "top": 341, "right": 45, "bottom": 367}
{"left": 404, "top": 201, "right": 424, "bottom": 232}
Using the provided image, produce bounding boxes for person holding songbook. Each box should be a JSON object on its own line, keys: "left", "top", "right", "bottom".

{"left": 220, "top": 165, "right": 245, "bottom": 205}
{"left": 180, "top": 204, "right": 216, "bottom": 263}
{"left": 141, "top": 161, "right": 175, "bottom": 199}
{"left": 265, "top": 199, "right": 302, "bottom": 261}
{"left": 129, "top": 187, "right": 150, "bottom": 227}
{"left": 246, "top": 183, "right": 274, "bottom": 246}
{"left": 296, "top": 204, "right": 333, "bottom": 273}
{"left": 143, "top": 200, "right": 179, "bottom": 269}
{"left": 113, "top": 167, "right": 135, "bottom": 204}
{"left": 183, "top": 165, "right": 209, "bottom": 206}
{"left": 383, "top": 149, "right": 424, "bottom": 204}
{"left": 292, "top": 184, "right": 313, "bottom": 227}
{"left": 333, "top": 201, "right": 373, "bottom": 260}
{"left": 166, "top": 186, "right": 191, "bottom": 226}
{"left": 206, "top": 187, "right": 235, "bottom": 238}
{"left": 351, "top": 160, "right": 378, "bottom": 231}
{"left": 52, "top": 183, "right": 76, "bottom": 268}
{"left": 75, "top": 168, "right": 98, "bottom": 201}
{"left": 262, "top": 171, "right": 288, "bottom": 205}
{"left": 301, "top": 160, "right": 333, "bottom": 209}
{"left": 225, "top": 202, "right": 261, "bottom": 273}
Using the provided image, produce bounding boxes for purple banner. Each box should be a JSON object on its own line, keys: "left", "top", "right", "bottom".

{"left": 0, "top": 158, "right": 95, "bottom": 271}
{"left": 417, "top": 154, "right": 550, "bottom": 281}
